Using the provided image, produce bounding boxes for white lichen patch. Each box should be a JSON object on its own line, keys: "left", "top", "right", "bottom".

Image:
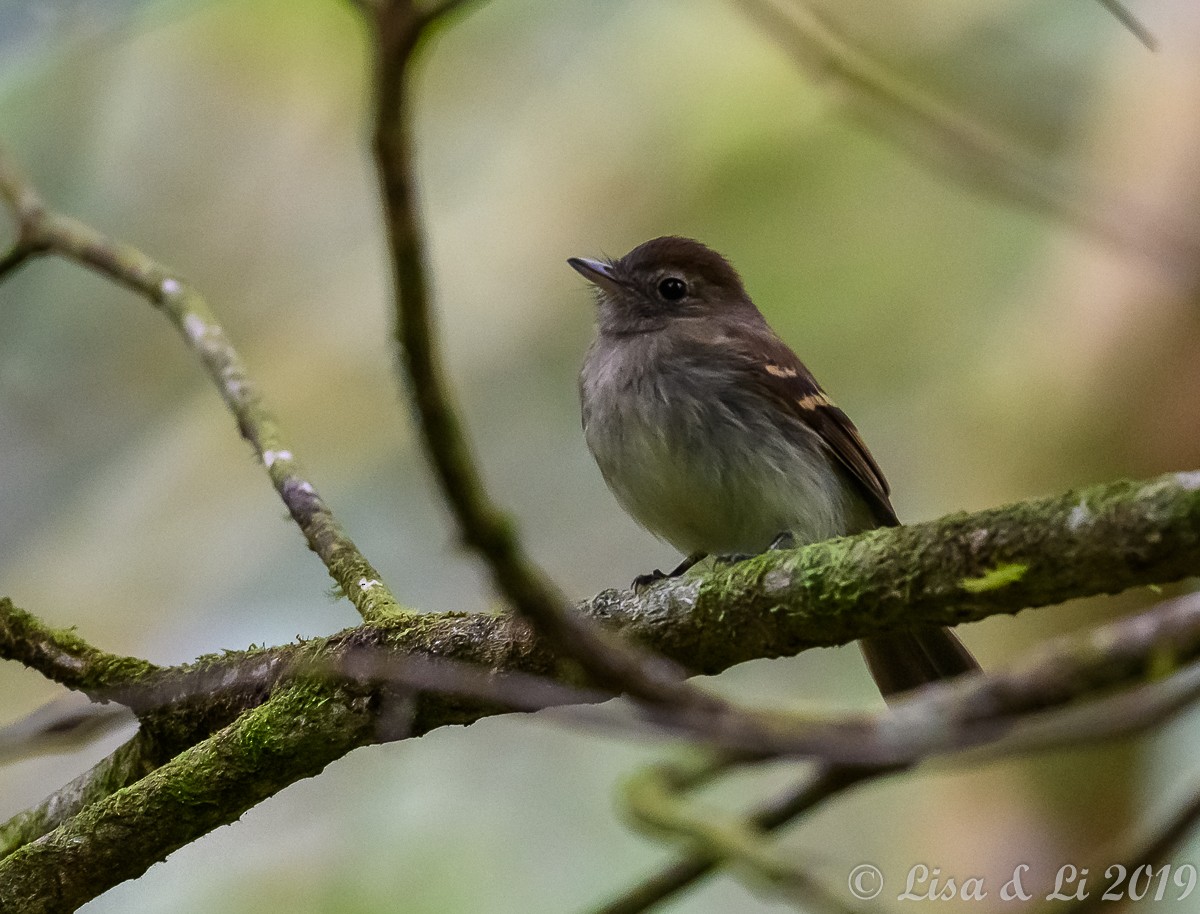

{"left": 160, "top": 277, "right": 182, "bottom": 296}
{"left": 1175, "top": 470, "right": 1200, "bottom": 492}
{"left": 263, "top": 449, "right": 293, "bottom": 468}
{"left": 359, "top": 578, "right": 382, "bottom": 591}
{"left": 665, "top": 581, "right": 698, "bottom": 611}
{"left": 763, "top": 567, "right": 792, "bottom": 593}
{"left": 1067, "top": 501, "right": 1092, "bottom": 531}
{"left": 182, "top": 312, "right": 208, "bottom": 342}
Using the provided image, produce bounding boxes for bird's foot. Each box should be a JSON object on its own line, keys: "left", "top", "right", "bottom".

{"left": 712, "top": 552, "right": 753, "bottom": 567}
{"left": 631, "top": 569, "right": 667, "bottom": 592}
{"left": 631, "top": 552, "right": 706, "bottom": 593}
{"left": 714, "top": 533, "right": 796, "bottom": 568}
{"left": 768, "top": 531, "right": 796, "bottom": 551}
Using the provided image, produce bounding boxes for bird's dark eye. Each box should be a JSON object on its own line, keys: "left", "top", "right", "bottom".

{"left": 657, "top": 277, "right": 687, "bottom": 301}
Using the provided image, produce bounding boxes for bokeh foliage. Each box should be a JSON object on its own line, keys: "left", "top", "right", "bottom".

{"left": 3, "top": 0, "right": 1200, "bottom": 910}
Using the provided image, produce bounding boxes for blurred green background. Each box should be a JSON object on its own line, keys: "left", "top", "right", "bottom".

{"left": 3, "top": 0, "right": 1200, "bottom": 910}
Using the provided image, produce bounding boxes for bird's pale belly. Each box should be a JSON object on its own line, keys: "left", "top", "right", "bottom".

{"left": 584, "top": 398, "right": 867, "bottom": 555}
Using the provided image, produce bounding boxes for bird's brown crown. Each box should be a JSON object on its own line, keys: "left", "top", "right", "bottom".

{"left": 612, "top": 236, "right": 746, "bottom": 297}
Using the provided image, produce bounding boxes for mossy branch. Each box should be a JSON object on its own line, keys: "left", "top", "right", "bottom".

{"left": 0, "top": 599, "right": 158, "bottom": 697}
{"left": 0, "top": 684, "right": 375, "bottom": 914}
{"left": 665, "top": 471, "right": 1200, "bottom": 670}
{"left": 0, "top": 471, "right": 1198, "bottom": 909}
{"left": 5, "top": 471, "right": 1200, "bottom": 743}
{"left": 0, "top": 149, "right": 405, "bottom": 627}
{"left": 0, "top": 730, "right": 165, "bottom": 860}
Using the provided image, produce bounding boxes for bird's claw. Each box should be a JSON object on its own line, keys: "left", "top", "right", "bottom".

{"left": 768, "top": 531, "right": 796, "bottom": 551}
{"left": 632, "top": 569, "right": 668, "bottom": 592}
{"left": 715, "top": 534, "right": 794, "bottom": 568}
{"left": 631, "top": 552, "right": 707, "bottom": 592}
{"left": 713, "top": 552, "right": 753, "bottom": 567}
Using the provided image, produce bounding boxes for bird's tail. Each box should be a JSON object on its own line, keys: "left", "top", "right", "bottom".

{"left": 859, "top": 626, "right": 979, "bottom": 700}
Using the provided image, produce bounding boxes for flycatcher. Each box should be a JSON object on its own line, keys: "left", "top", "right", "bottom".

{"left": 569, "top": 236, "right": 978, "bottom": 697}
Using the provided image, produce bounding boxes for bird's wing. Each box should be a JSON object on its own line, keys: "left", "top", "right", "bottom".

{"left": 731, "top": 330, "right": 900, "bottom": 528}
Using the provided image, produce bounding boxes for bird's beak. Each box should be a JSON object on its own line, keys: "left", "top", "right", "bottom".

{"left": 567, "top": 257, "right": 625, "bottom": 296}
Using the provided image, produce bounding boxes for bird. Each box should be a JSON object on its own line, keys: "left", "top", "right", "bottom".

{"left": 568, "top": 235, "right": 978, "bottom": 698}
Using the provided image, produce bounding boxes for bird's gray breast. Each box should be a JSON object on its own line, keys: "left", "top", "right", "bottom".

{"left": 580, "top": 332, "right": 857, "bottom": 554}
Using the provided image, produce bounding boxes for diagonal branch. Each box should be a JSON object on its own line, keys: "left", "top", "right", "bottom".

{"left": 691, "top": 589, "right": 1200, "bottom": 765}
{"left": 0, "top": 599, "right": 159, "bottom": 698}
{"left": 360, "top": 0, "right": 729, "bottom": 706}
{"left": 1096, "top": 0, "right": 1158, "bottom": 50}
{"left": 11, "top": 572, "right": 1197, "bottom": 913}
{"left": 0, "top": 683, "right": 377, "bottom": 913}
{"left": 593, "top": 591, "right": 1200, "bottom": 911}
{"left": 0, "top": 729, "right": 164, "bottom": 860}
{"left": 0, "top": 149, "right": 406, "bottom": 627}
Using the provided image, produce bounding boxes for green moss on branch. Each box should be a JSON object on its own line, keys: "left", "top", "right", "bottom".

{"left": 0, "top": 599, "right": 159, "bottom": 695}
{"left": 0, "top": 684, "right": 374, "bottom": 914}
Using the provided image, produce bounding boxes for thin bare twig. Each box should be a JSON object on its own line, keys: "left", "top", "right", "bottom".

{"left": 619, "top": 756, "right": 879, "bottom": 914}
{"left": 0, "top": 244, "right": 40, "bottom": 278}
{"left": 532, "top": 574, "right": 1200, "bottom": 766}
{"left": 593, "top": 760, "right": 892, "bottom": 914}
{"left": 0, "top": 164, "right": 48, "bottom": 278}
{"left": 1054, "top": 782, "right": 1200, "bottom": 914}
{"left": 738, "top": 0, "right": 1192, "bottom": 278}
{"left": 340, "top": 641, "right": 614, "bottom": 713}
{"left": 0, "top": 149, "right": 407, "bottom": 626}
{"left": 419, "top": 0, "right": 479, "bottom": 25}
{"left": 1096, "top": 0, "right": 1158, "bottom": 50}
{"left": 360, "top": 0, "right": 732, "bottom": 707}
